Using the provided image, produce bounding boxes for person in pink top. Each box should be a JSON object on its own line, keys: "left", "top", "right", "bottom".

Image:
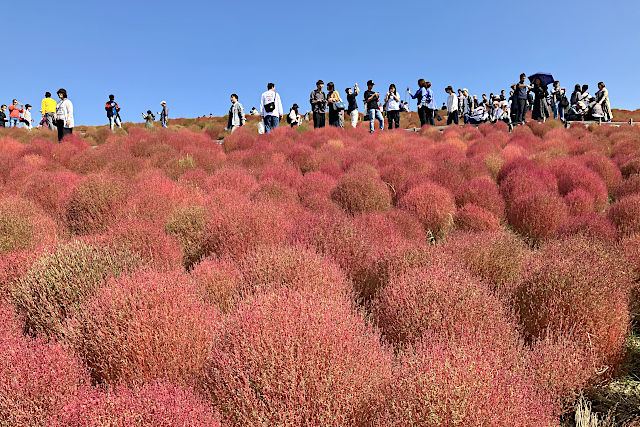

{"left": 8, "top": 99, "right": 24, "bottom": 128}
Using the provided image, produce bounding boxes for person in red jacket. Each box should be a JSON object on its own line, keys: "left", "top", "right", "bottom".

{"left": 8, "top": 99, "right": 24, "bottom": 128}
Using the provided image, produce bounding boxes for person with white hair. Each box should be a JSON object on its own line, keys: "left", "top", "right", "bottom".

{"left": 158, "top": 101, "right": 168, "bottom": 128}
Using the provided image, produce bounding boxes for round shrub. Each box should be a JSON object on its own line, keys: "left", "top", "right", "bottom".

{"left": 201, "top": 289, "right": 392, "bottom": 426}
{"left": 0, "top": 195, "right": 56, "bottom": 253}
{"left": 499, "top": 166, "right": 558, "bottom": 204}
{"left": 558, "top": 214, "right": 617, "bottom": 243}
{"left": 506, "top": 191, "right": 568, "bottom": 242}
{"left": 330, "top": 167, "right": 391, "bottom": 214}
{"left": 190, "top": 256, "right": 242, "bottom": 313}
{"left": 439, "top": 230, "right": 527, "bottom": 300}
{"left": 371, "top": 264, "right": 519, "bottom": 348}
{"left": 581, "top": 152, "right": 622, "bottom": 196}
{"left": 515, "top": 236, "right": 631, "bottom": 369}
{"left": 64, "top": 174, "right": 127, "bottom": 235}
{"left": 550, "top": 159, "right": 608, "bottom": 211}
{"left": 454, "top": 204, "right": 501, "bottom": 232}
{"left": 397, "top": 181, "right": 455, "bottom": 239}
{"left": 381, "top": 336, "right": 557, "bottom": 426}
{"left": 563, "top": 188, "right": 595, "bottom": 216}
{"left": 12, "top": 239, "right": 144, "bottom": 339}
{"left": 616, "top": 175, "right": 640, "bottom": 199}
{"left": 455, "top": 176, "right": 505, "bottom": 219}
{"left": 70, "top": 270, "right": 219, "bottom": 387}
{"left": 238, "top": 244, "right": 352, "bottom": 299}
{"left": 0, "top": 303, "right": 88, "bottom": 427}
{"left": 15, "top": 170, "right": 80, "bottom": 218}
{"left": 608, "top": 194, "right": 640, "bottom": 238}
{"left": 52, "top": 382, "right": 221, "bottom": 426}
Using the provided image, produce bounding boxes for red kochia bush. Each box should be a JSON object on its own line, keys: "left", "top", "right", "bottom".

{"left": 190, "top": 255, "right": 242, "bottom": 313}
{"left": 516, "top": 236, "right": 631, "bottom": 369}
{"left": 454, "top": 204, "right": 501, "bottom": 232}
{"left": 581, "top": 152, "right": 622, "bottom": 196}
{"left": 381, "top": 336, "right": 557, "bottom": 426}
{"left": 550, "top": 159, "right": 608, "bottom": 211}
{"left": 563, "top": 188, "right": 595, "bottom": 215}
{"left": 616, "top": 175, "right": 640, "bottom": 199}
{"left": 331, "top": 166, "right": 392, "bottom": 214}
{"left": 0, "top": 303, "right": 87, "bottom": 426}
{"left": 455, "top": 176, "right": 505, "bottom": 219}
{"left": 607, "top": 194, "right": 640, "bottom": 237}
{"left": 397, "top": 181, "right": 456, "bottom": 239}
{"left": 0, "top": 195, "right": 56, "bottom": 253}
{"left": 507, "top": 191, "right": 568, "bottom": 242}
{"left": 70, "top": 270, "right": 219, "bottom": 387}
{"left": 371, "top": 264, "right": 519, "bottom": 348}
{"left": 53, "top": 382, "right": 221, "bottom": 426}
{"left": 14, "top": 170, "right": 81, "bottom": 218}
{"left": 558, "top": 214, "right": 618, "bottom": 243}
{"left": 64, "top": 174, "right": 127, "bottom": 235}
{"left": 201, "top": 289, "right": 392, "bottom": 426}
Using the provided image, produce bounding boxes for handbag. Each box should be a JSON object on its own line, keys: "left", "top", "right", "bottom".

{"left": 264, "top": 93, "right": 277, "bottom": 113}
{"left": 334, "top": 101, "right": 346, "bottom": 111}
{"left": 559, "top": 94, "right": 569, "bottom": 108}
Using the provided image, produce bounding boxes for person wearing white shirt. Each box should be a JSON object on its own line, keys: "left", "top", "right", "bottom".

{"left": 259, "top": 82, "right": 283, "bottom": 134}
{"left": 22, "top": 104, "right": 33, "bottom": 130}
{"left": 384, "top": 84, "right": 401, "bottom": 129}
{"left": 445, "top": 86, "right": 459, "bottom": 125}
{"left": 55, "top": 88, "right": 74, "bottom": 142}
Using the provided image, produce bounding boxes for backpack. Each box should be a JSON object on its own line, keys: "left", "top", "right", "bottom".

{"left": 559, "top": 94, "right": 570, "bottom": 108}
{"left": 286, "top": 113, "right": 293, "bottom": 124}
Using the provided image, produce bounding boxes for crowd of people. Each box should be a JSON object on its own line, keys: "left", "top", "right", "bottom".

{"left": 0, "top": 73, "right": 613, "bottom": 140}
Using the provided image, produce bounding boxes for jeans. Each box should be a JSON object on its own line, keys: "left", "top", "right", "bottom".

{"left": 418, "top": 106, "right": 428, "bottom": 127}
{"left": 553, "top": 102, "right": 565, "bottom": 121}
{"left": 161, "top": 117, "right": 167, "bottom": 128}
{"left": 55, "top": 119, "right": 72, "bottom": 142}
{"left": 263, "top": 115, "right": 279, "bottom": 133}
{"left": 349, "top": 110, "right": 358, "bottom": 128}
{"left": 367, "top": 109, "right": 384, "bottom": 132}
{"left": 9, "top": 117, "right": 19, "bottom": 128}
{"left": 387, "top": 110, "right": 400, "bottom": 129}
{"left": 313, "top": 111, "right": 325, "bottom": 128}
{"left": 109, "top": 115, "right": 122, "bottom": 131}
{"left": 447, "top": 110, "right": 459, "bottom": 125}
{"left": 516, "top": 98, "right": 527, "bottom": 123}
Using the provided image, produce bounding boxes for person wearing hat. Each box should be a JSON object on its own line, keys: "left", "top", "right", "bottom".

{"left": 158, "top": 101, "right": 168, "bottom": 128}
{"left": 445, "top": 86, "right": 459, "bottom": 125}
{"left": 310, "top": 80, "right": 326, "bottom": 128}
{"left": 363, "top": 80, "right": 383, "bottom": 133}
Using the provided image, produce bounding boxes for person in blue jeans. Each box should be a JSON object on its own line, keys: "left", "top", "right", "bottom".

{"left": 550, "top": 81, "right": 566, "bottom": 121}
{"left": 363, "top": 80, "right": 383, "bottom": 132}
{"left": 260, "top": 82, "right": 283, "bottom": 134}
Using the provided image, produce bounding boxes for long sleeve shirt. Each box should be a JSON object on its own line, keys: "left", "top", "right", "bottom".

{"left": 8, "top": 105, "right": 23, "bottom": 118}
{"left": 41, "top": 98, "right": 57, "bottom": 114}
{"left": 310, "top": 89, "right": 327, "bottom": 113}
{"left": 446, "top": 94, "right": 458, "bottom": 113}
{"left": 56, "top": 98, "right": 74, "bottom": 128}
{"left": 228, "top": 102, "right": 246, "bottom": 128}
{"left": 160, "top": 105, "right": 168, "bottom": 121}
{"left": 425, "top": 88, "right": 436, "bottom": 109}
{"left": 410, "top": 87, "right": 427, "bottom": 107}
{"left": 260, "top": 90, "right": 283, "bottom": 117}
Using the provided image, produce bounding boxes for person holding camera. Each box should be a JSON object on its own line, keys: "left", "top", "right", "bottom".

{"left": 407, "top": 79, "right": 429, "bottom": 127}
{"left": 345, "top": 83, "right": 359, "bottom": 128}
{"left": 8, "top": 99, "right": 24, "bottom": 128}
{"left": 364, "top": 80, "right": 383, "bottom": 133}
{"left": 310, "top": 80, "right": 327, "bottom": 129}
{"left": 385, "top": 84, "right": 401, "bottom": 129}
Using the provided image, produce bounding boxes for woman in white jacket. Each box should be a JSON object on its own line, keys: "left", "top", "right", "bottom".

{"left": 55, "top": 88, "right": 74, "bottom": 142}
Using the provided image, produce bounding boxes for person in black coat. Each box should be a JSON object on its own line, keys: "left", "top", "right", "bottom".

{"left": 531, "top": 78, "right": 550, "bottom": 122}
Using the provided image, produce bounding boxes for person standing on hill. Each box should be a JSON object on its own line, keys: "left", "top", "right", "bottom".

{"left": 407, "top": 79, "right": 428, "bottom": 127}
{"left": 385, "top": 84, "right": 401, "bottom": 129}
{"left": 227, "top": 93, "right": 246, "bottom": 133}
{"left": 595, "top": 82, "right": 612, "bottom": 122}
{"left": 310, "top": 80, "right": 327, "bottom": 129}
{"left": 55, "top": 88, "right": 74, "bottom": 142}
{"left": 142, "top": 110, "right": 156, "bottom": 129}
{"left": 445, "top": 86, "right": 459, "bottom": 125}
{"left": 40, "top": 92, "right": 56, "bottom": 130}
{"left": 346, "top": 83, "right": 359, "bottom": 128}
{"left": 158, "top": 101, "right": 168, "bottom": 128}
{"left": 8, "top": 99, "right": 24, "bottom": 128}
{"left": 513, "top": 73, "right": 532, "bottom": 124}
{"left": 0, "top": 105, "right": 7, "bottom": 127}
{"left": 260, "top": 82, "right": 283, "bottom": 134}
{"left": 364, "top": 80, "right": 384, "bottom": 133}
{"left": 424, "top": 81, "right": 436, "bottom": 126}
{"left": 105, "top": 94, "right": 122, "bottom": 131}
{"left": 327, "top": 82, "right": 344, "bottom": 128}
{"left": 22, "top": 104, "right": 33, "bottom": 130}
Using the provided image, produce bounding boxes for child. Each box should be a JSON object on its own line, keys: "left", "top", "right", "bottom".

{"left": 22, "top": 104, "right": 33, "bottom": 130}
{"left": 142, "top": 110, "right": 155, "bottom": 129}
{"left": 0, "top": 105, "right": 7, "bottom": 127}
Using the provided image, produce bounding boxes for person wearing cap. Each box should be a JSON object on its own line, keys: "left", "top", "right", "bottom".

{"left": 407, "top": 79, "right": 428, "bottom": 127}
{"left": 363, "top": 80, "right": 383, "bottom": 133}
{"left": 40, "top": 92, "right": 57, "bottom": 130}
{"left": 310, "top": 80, "right": 326, "bottom": 129}
{"left": 158, "top": 101, "right": 168, "bottom": 128}
{"left": 8, "top": 99, "right": 24, "bottom": 128}
{"left": 445, "top": 86, "right": 459, "bottom": 125}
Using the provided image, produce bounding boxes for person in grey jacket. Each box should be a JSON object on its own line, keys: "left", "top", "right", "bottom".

{"left": 227, "top": 93, "right": 246, "bottom": 133}
{"left": 309, "top": 80, "right": 326, "bottom": 128}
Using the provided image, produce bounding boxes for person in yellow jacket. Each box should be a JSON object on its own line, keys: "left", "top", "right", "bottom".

{"left": 40, "top": 92, "right": 57, "bottom": 130}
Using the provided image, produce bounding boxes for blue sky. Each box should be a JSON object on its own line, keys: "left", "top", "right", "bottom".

{"left": 2, "top": 0, "right": 637, "bottom": 126}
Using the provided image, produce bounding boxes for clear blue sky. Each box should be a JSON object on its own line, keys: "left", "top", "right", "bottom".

{"left": 2, "top": 0, "right": 637, "bottom": 126}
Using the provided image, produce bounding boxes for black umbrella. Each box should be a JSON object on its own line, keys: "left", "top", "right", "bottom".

{"left": 528, "top": 72, "right": 554, "bottom": 87}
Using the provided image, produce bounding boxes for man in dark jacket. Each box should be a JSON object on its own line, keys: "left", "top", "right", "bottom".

{"left": 0, "top": 105, "right": 7, "bottom": 127}
{"left": 309, "top": 80, "right": 326, "bottom": 128}
{"left": 105, "top": 94, "right": 122, "bottom": 131}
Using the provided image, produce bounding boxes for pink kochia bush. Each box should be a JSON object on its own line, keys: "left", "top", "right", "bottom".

{"left": 201, "top": 289, "right": 392, "bottom": 426}
{"left": 330, "top": 166, "right": 392, "bottom": 214}
{"left": 189, "top": 255, "right": 243, "bottom": 313}
{"left": 53, "top": 382, "right": 221, "bottom": 426}
{"left": 607, "top": 194, "right": 640, "bottom": 237}
{"left": 70, "top": 270, "right": 219, "bottom": 387}
{"left": 0, "top": 195, "right": 56, "bottom": 253}
{"left": 397, "top": 181, "right": 456, "bottom": 239}
{"left": 0, "top": 302, "right": 88, "bottom": 427}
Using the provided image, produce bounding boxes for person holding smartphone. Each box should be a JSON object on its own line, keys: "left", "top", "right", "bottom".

{"left": 345, "top": 83, "right": 359, "bottom": 128}
{"left": 385, "top": 84, "right": 401, "bottom": 129}
{"left": 364, "top": 80, "right": 383, "bottom": 133}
